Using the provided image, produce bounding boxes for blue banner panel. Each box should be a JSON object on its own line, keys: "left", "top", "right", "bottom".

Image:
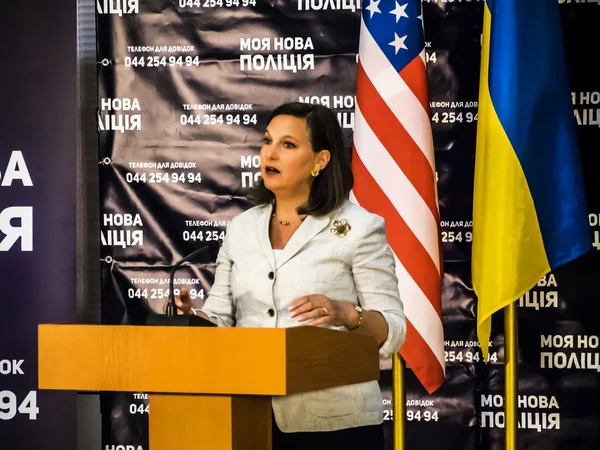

{"left": 0, "top": 1, "right": 77, "bottom": 449}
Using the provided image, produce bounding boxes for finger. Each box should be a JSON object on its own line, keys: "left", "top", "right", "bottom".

{"left": 180, "top": 287, "right": 190, "bottom": 301}
{"left": 295, "top": 307, "right": 329, "bottom": 323}
{"left": 290, "top": 301, "right": 316, "bottom": 318}
{"left": 289, "top": 295, "right": 311, "bottom": 312}
{"left": 175, "top": 297, "right": 184, "bottom": 307}
{"left": 306, "top": 316, "right": 330, "bottom": 327}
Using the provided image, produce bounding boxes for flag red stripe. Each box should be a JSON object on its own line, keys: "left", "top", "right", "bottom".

{"left": 401, "top": 320, "right": 445, "bottom": 394}
{"left": 352, "top": 149, "right": 442, "bottom": 317}
{"left": 399, "top": 56, "right": 429, "bottom": 113}
{"left": 356, "top": 62, "right": 439, "bottom": 222}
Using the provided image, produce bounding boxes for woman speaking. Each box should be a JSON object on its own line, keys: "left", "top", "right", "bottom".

{"left": 176, "top": 102, "right": 406, "bottom": 450}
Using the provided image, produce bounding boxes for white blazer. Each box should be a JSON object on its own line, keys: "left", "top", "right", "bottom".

{"left": 200, "top": 199, "right": 406, "bottom": 432}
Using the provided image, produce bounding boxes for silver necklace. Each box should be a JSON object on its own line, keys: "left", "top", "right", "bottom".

{"left": 272, "top": 213, "right": 306, "bottom": 226}
{"left": 272, "top": 213, "right": 291, "bottom": 226}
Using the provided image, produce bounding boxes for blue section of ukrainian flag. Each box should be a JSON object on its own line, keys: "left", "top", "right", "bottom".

{"left": 486, "top": 0, "right": 589, "bottom": 268}
{"left": 473, "top": 0, "right": 590, "bottom": 359}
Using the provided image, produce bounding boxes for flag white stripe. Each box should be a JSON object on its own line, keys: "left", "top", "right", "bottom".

{"left": 393, "top": 253, "right": 445, "bottom": 371}
{"left": 354, "top": 105, "right": 440, "bottom": 274}
{"left": 358, "top": 17, "right": 435, "bottom": 171}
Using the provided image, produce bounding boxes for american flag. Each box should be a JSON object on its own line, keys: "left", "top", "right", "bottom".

{"left": 351, "top": 0, "right": 445, "bottom": 394}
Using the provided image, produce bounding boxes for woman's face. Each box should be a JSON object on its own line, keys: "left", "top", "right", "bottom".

{"left": 260, "top": 114, "right": 327, "bottom": 197}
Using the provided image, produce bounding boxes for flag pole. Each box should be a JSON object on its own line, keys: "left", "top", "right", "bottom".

{"left": 392, "top": 352, "right": 406, "bottom": 450}
{"left": 504, "top": 302, "right": 518, "bottom": 450}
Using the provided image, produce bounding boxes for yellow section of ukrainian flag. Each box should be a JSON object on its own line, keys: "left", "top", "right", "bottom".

{"left": 473, "top": 3, "right": 550, "bottom": 361}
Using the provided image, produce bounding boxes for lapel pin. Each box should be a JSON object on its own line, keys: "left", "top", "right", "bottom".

{"left": 330, "top": 219, "right": 351, "bottom": 238}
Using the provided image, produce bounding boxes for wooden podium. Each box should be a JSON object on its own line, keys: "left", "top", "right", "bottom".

{"left": 38, "top": 324, "right": 379, "bottom": 450}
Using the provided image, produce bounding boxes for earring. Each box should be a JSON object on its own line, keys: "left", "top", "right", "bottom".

{"left": 311, "top": 168, "right": 320, "bottom": 177}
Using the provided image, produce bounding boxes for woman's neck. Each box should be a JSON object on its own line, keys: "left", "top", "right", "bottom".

{"left": 273, "top": 193, "right": 308, "bottom": 218}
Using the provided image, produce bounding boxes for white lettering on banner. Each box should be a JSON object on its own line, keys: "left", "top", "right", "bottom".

{"left": 480, "top": 394, "right": 560, "bottom": 432}
{"left": 125, "top": 172, "right": 203, "bottom": 184}
{"left": 382, "top": 409, "right": 439, "bottom": 422}
{"left": 180, "top": 113, "right": 257, "bottom": 126}
{"left": 97, "top": 114, "right": 141, "bottom": 132}
{"left": 443, "top": 339, "right": 498, "bottom": 364}
{"left": 518, "top": 274, "right": 559, "bottom": 309}
{"left": 0, "top": 207, "right": 33, "bottom": 251}
{"left": 130, "top": 278, "right": 159, "bottom": 284}
{"left": 539, "top": 334, "right": 600, "bottom": 349}
{"left": 129, "top": 278, "right": 202, "bottom": 286}
{"left": 128, "top": 162, "right": 157, "bottom": 169}
{"left": 0, "top": 391, "right": 39, "bottom": 421}
{"left": 589, "top": 213, "right": 600, "bottom": 251}
{"left": 127, "top": 287, "right": 205, "bottom": 301}
{"left": 541, "top": 351, "right": 600, "bottom": 371}
{"left": 0, "top": 151, "right": 33, "bottom": 186}
{"left": 298, "top": 96, "right": 331, "bottom": 107}
{"left": 100, "top": 98, "right": 141, "bottom": 111}
{"left": 125, "top": 45, "right": 197, "bottom": 53}
{"left": 103, "top": 214, "right": 143, "bottom": 227}
{"left": 444, "top": 340, "right": 492, "bottom": 348}
{"left": 97, "top": 0, "right": 139, "bottom": 15}
{"left": 240, "top": 155, "right": 261, "bottom": 169}
{"left": 125, "top": 55, "right": 201, "bottom": 67}
{"left": 444, "top": 349, "right": 497, "bottom": 364}
{"left": 439, "top": 220, "right": 473, "bottom": 228}
{"left": 0, "top": 362, "right": 39, "bottom": 421}
{"left": 518, "top": 290, "right": 558, "bottom": 309}
{"left": 298, "top": 0, "right": 362, "bottom": 11}
{"left": 560, "top": 0, "right": 600, "bottom": 4}
{"left": 241, "top": 171, "right": 262, "bottom": 188}
{"left": 240, "top": 54, "right": 315, "bottom": 72}
{"left": 571, "top": 91, "right": 600, "bottom": 127}
{"left": 100, "top": 230, "right": 144, "bottom": 247}
{"left": 239, "top": 37, "right": 315, "bottom": 72}
{"left": 102, "top": 214, "right": 144, "bottom": 248}
{"left": 104, "top": 446, "right": 144, "bottom": 450}
{"left": 539, "top": 334, "right": 600, "bottom": 371}
{"left": 0, "top": 360, "right": 25, "bottom": 375}
{"left": 179, "top": 0, "right": 257, "bottom": 8}
{"left": 129, "top": 403, "right": 150, "bottom": 414}
{"left": 184, "top": 220, "right": 230, "bottom": 227}
{"left": 240, "top": 38, "right": 271, "bottom": 51}
{"left": 183, "top": 103, "right": 253, "bottom": 111}
{"left": 98, "top": 98, "right": 142, "bottom": 132}
{"left": 182, "top": 230, "right": 225, "bottom": 242}
{"left": 298, "top": 95, "right": 355, "bottom": 129}
{"left": 480, "top": 412, "right": 560, "bottom": 432}
{"left": 0, "top": 151, "right": 34, "bottom": 251}
{"left": 405, "top": 399, "right": 434, "bottom": 407}
{"left": 431, "top": 109, "right": 478, "bottom": 124}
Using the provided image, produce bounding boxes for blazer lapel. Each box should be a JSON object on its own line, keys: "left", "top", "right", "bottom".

{"left": 276, "top": 214, "right": 331, "bottom": 269}
{"left": 256, "top": 203, "right": 275, "bottom": 270}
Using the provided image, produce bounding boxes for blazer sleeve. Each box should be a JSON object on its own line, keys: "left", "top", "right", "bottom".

{"left": 352, "top": 214, "right": 406, "bottom": 357}
{"left": 199, "top": 222, "right": 236, "bottom": 327}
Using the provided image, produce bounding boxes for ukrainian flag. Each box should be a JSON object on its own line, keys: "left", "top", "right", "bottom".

{"left": 473, "top": 0, "right": 590, "bottom": 360}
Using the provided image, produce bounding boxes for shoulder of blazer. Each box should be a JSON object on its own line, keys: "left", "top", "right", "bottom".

{"left": 228, "top": 203, "right": 270, "bottom": 232}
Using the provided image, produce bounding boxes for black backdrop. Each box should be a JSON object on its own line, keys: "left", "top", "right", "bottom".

{"left": 0, "top": 1, "right": 77, "bottom": 449}
{"left": 97, "top": 1, "right": 600, "bottom": 449}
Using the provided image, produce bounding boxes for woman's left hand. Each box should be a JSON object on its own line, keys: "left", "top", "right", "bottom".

{"left": 289, "top": 294, "right": 354, "bottom": 328}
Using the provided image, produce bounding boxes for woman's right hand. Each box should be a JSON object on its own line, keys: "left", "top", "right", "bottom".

{"left": 163, "top": 287, "right": 193, "bottom": 315}
{"left": 176, "top": 287, "right": 194, "bottom": 314}
{"left": 167, "top": 287, "right": 211, "bottom": 321}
